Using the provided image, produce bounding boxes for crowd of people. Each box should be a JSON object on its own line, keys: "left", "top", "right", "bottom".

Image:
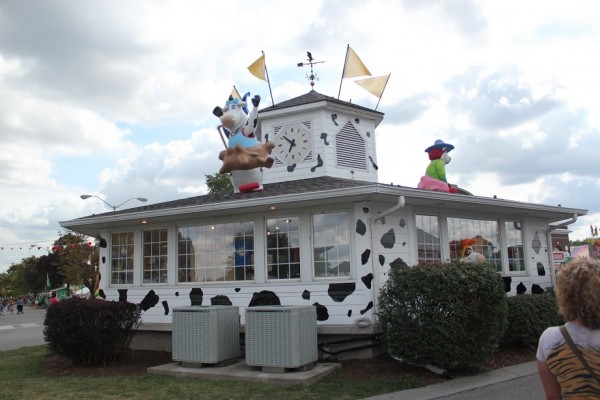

{"left": 0, "top": 296, "right": 28, "bottom": 316}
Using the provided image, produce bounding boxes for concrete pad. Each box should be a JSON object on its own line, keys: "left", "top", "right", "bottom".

{"left": 147, "top": 359, "right": 341, "bottom": 386}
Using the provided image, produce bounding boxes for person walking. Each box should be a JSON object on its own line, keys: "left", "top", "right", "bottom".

{"left": 8, "top": 298, "right": 15, "bottom": 314}
{"left": 49, "top": 292, "right": 59, "bottom": 305}
{"left": 16, "top": 297, "right": 24, "bottom": 314}
{"left": 537, "top": 257, "right": 600, "bottom": 399}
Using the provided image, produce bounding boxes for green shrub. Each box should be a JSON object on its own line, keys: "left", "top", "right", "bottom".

{"left": 502, "top": 289, "right": 562, "bottom": 347}
{"left": 377, "top": 261, "right": 508, "bottom": 371}
{"left": 43, "top": 297, "right": 141, "bottom": 365}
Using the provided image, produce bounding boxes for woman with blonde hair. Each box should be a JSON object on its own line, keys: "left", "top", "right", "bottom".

{"left": 537, "top": 257, "right": 600, "bottom": 399}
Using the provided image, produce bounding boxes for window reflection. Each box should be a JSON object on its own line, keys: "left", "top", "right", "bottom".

{"left": 178, "top": 221, "right": 254, "bottom": 282}
{"left": 312, "top": 211, "right": 350, "bottom": 278}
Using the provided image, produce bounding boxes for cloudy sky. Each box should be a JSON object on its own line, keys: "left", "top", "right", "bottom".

{"left": 1, "top": 0, "right": 598, "bottom": 272}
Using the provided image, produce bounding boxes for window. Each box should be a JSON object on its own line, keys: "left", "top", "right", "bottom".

{"left": 143, "top": 228, "right": 168, "bottom": 284}
{"left": 506, "top": 221, "right": 525, "bottom": 272}
{"left": 111, "top": 232, "right": 134, "bottom": 284}
{"left": 313, "top": 211, "right": 350, "bottom": 277}
{"left": 177, "top": 222, "right": 254, "bottom": 282}
{"left": 447, "top": 217, "right": 501, "bottom": 271}
{"left": 416, "top": 215, "right": 441, "bottom": 265}
{"left": 266, "top": 217, "right": 300, "bottom": 279}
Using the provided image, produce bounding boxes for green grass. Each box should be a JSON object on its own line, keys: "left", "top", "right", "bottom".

{"left": 0, "top": 346, "right": 427, "bottom": 400}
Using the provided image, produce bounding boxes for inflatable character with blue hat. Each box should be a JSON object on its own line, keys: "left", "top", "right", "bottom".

{"left": 417, "top": 139, "right": 458, "bottom": 193}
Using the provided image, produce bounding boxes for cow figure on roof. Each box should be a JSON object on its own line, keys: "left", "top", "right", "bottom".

{"left": 212, "top": 92, "right": 275, "bottom": 193}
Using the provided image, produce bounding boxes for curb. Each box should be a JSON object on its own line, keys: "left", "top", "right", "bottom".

{"left": 361, "top": 361, "right": 538, "bottom": 400}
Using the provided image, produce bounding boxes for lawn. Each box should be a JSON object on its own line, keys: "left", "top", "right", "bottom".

{"left": 0, "top": 346, "right": 437, "bottom": 400}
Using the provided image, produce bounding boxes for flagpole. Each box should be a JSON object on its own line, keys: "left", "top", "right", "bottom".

{"left": 262, "top": 50, "right": 275, "bottom": 106}
{"left": 375, "top": 73, "right": 391, "bottom": 111}
{"left": 337, "top": 44, "right": 350, "bottom": 99}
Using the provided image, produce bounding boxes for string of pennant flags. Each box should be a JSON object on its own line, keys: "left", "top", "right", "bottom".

{"left": 0, "top": 241, "right": 96, "bottom": 252}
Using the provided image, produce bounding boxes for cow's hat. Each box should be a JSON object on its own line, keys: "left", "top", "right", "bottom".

{"left": 425, "top": 139, "right": 454, "bottom": 153}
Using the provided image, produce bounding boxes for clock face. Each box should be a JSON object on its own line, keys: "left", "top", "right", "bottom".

{"left": 273, "top": 123, "right": 312, "bottom": 165}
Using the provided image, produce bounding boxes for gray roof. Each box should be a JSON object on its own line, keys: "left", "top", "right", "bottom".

{"left": 259, "top": 90, "right": 384, "bottom": 116}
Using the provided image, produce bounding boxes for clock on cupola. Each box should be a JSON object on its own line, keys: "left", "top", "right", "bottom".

{"left": 258, "top": 90, "right": 384, "bottom": 185}
{"left": 273, "top": 122, "right": 313, "bottom": 165}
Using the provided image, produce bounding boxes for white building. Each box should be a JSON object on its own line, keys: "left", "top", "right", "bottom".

{"left": 60, "top": 90, "right": 586, "bottom": 357}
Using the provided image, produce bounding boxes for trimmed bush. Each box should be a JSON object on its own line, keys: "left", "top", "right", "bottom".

{"left": 377, "top": 261, "right": 508, "bottom": 371}
{"left": 502, "top": 289, "right": 562, "bottom": 347}
{"left": 43, "top": 297, "right": 141, "bottom": 365}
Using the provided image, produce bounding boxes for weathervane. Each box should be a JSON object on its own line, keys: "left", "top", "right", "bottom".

{"left": 297, "top": 51, "right": 324, "bottom": 89}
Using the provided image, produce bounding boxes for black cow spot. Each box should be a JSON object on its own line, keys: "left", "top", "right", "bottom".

{"left": 537, "top": 262, "right": 546, "bottom": 276}
{"left": 310, "top": 154, "right": 324, "bottom": 172}
{"left": 101, "top": 256, "right": 106, "bottom": 264}
{"left": 328, "top": 283, "right": 356, "bottom": 302}
{"left": 331, "top": 114, "right": 338, "bottom": 126}
{"left": 354, "top": 118, "right": 360, "bottom": 124}
{"left": 211, "top": 295, "right": 232, "bottom": 305}
{"left": 368, "top": 156, "right": 378, "bottom": 170}
{"left": 379, "top": 216, "right": 386, "bottom": 225}
{"left": 98, "top": 289, "right": 107, "bottom": 300}
{"left": 118, "top": 289, "right": 128, "bottom": 302}
{"left": 363, "top": 207, "right": 369, "bottom": 214}
{"left": 516, "top": 282, "right": 527, "bottom": 295}
{"left": 360, "top": 301, "right": 373, "bottom": 315}
{"left": 361, "top": 249, "right": 371, "bottom": 265}
{"left": 531, "top": 284, "right": 544, "bottom": 294}
{"left": 381, "top": 229, "right": 396, "bottom": 249}
{"left": 399, "top": 218, "right": 406, "bottom": 228}
{"left": 503, "top": 277, "right": 512, "bottom": 293}
{"left": 139, "top": 290, "right": 159, "bottom": 312}
{"left": 162, "top": 301, "right": 169, "bottom": 315}
{"left": 379, "top": 255, "right": 385, "bottom": 266}
{"left": 99, "top": 237, "right": 107, "bottom": 248}
{"left": 366, "top": 131, "right": 371, "bottom": 138}
{"left": 175, "top": 292, "right": 179, "bottom": 296}
{"left": 302, "top": 290, "right": 311, "bottom": 300}
{"left": 320, "top": 132, "right": 329, "bottom": 145}
{"left": 361, "top": 273, "right": 373, "bottom": 289}
{"left": 252, "top": 117, "right": 258, "bottom": 129}
{"left": 235, "top": 288, "right": 241, "bottom": 292}
{"left": 390, "top": 258, "right": 408, "bottom": 269}
{"left": 190, "top": 288, "right": 203, "bottom": 306}
{"left": 265, "top": 133, "right": 270, "bottom": 142}
{"left": 402, "top": 241, "right": 407, "bottom": 247}
{"left": 249, "top": 290, "right": 281, "bottom": 306}
{"left": 532, "top": 231, "right": 541, "bottom": 254}
{"left": 313, "top": 302, "right": 329, "bottom": 321}
{"left": 356, "top": 219, "right": 367, "bottom": 236}
{"left": 287, "top": 164, "right": 297, "bottom": 172}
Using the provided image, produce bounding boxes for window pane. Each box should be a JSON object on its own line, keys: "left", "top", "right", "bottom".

{"left": 266, "top": 217, "right": 301, "bottom": 280}
{"left": 177, "top": 221, "right": 254, "bottom": 283}
{"left": 312, "top": 211, "right": 350, "bottom": 278}
{"left": 416, "top": 215, "right": 441, "bottom": 265}
{"left": 143, "top": 228, "right": 168, "bottom": 284}
{"left": 506, "top": 221, "right": 525, "bottom": 272}
{"left": 447, "top": 217, "right": 501, "bottom": 271}
{"left": 110, "top": 232, "right": 134, "bottom": 284}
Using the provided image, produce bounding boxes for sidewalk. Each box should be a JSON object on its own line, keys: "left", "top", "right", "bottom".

{"left": 362, "top": 361, "right": 538, "bottom": 400}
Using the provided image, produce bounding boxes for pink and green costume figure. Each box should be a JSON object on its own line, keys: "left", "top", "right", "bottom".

{"left": 417, "top": 139, "right": 458, "bottom": 193}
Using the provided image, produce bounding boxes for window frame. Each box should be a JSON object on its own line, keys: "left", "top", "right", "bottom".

{"left": 311, "top": 210, "right": 352, "bottom": 279}
{"left": 142, "top": 227, "right": 169, "bottom": 285}
{"left": 110, "top": 231, "right": 135, "bottom": 285}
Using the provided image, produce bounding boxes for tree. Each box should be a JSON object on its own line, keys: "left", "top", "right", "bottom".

{"left": 205, "top": 173, "right": 233, "bottom": 194}
{"left": 52, "top": 231, "right": 100, "bottom": 297}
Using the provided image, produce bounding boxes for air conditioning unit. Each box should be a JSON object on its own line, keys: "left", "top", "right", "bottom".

{"left": 172, "top": 306, "right": 240, "bottom": 365}
{"left": 245, "top": 305, "right": 318, "bottom": 370}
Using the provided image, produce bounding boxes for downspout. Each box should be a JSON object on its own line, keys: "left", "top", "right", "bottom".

{"left": 370, "top": 195, "right": 406, "bottom": 325}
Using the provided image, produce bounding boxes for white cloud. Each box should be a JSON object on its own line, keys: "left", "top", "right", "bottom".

{"left": 1, "top": 0, "right": 600, "bottom": 270}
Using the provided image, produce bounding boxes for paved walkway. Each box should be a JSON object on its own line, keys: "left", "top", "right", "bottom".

{"left": 363, "top": 361, "right": 540, "bottom": 400}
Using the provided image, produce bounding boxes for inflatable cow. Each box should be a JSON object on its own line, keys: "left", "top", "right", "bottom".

{"left": 212, "top": 93, "right": 274, "bottom": 193}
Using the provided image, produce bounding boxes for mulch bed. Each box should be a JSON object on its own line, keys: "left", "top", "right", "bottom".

{"left": 42, "top": 345, "right": 537, "bottom": 381}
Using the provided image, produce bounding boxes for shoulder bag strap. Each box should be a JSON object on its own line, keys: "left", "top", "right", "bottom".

{"left": 559, "top": 324, "right": 600, "bottom": 385}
